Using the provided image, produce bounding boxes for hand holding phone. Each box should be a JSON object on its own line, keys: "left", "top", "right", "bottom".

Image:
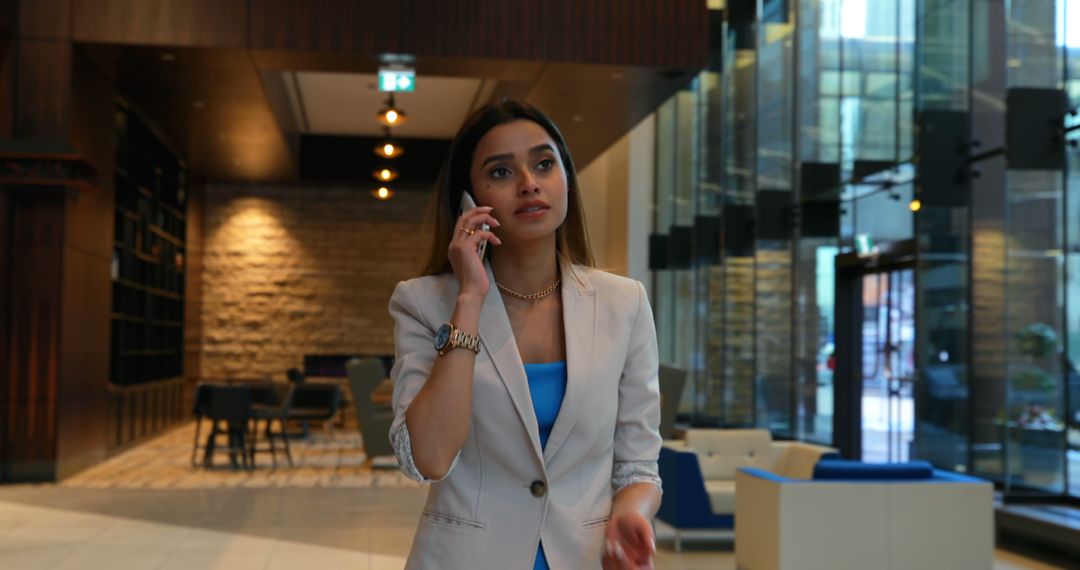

{"left": 459, "top": 192, "right": 491, "bottom": 259}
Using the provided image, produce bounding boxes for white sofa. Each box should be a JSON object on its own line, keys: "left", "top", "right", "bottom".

{"left": 681, "top": 429, "right": 838, "bottom": 517}
{"left": 656, "top": 429, "right": 837, "bottom": 550}
{"left": 735, "top": 464, "right": 994, "bottom": 570}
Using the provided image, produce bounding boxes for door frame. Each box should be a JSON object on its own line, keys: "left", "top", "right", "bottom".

{"left": 833, "top": 239, "right": 917, "bottom": 459}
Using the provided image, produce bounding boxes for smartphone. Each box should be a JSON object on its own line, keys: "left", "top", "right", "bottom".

{"left": 459, "top": 191, "right": 490, "bottom": 259}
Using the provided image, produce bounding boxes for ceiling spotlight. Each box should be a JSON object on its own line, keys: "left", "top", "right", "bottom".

{"left": 374, "top": 139, "right": 404, "bottom": 159}
{"left": 377, "top": 94, "right": 408, "bottom": 127}
{"left": 373, "top": 187, "right": 394, "bottom": 200}
{"left": 909, "top": 199, "right": 922, "bottom": 212}
{"left": 374, "top": 167, "right": 399, "bottom": 182}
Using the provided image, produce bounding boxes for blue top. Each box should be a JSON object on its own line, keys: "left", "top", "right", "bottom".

{"left": 523, "top": 361, "right": 567, "bottom": 570}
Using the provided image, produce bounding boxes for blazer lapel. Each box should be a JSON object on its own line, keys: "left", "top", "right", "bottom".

{"left": 477, "top": 261, "right": 545, "bottom": 465}
{"left": 542, "top": 261, "right": 595, "bottom": 464}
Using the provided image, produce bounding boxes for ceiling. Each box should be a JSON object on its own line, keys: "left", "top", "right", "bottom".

{"left": 289, "top": 72, "right": 495, "bottom": 138}
{"left": 80, "top": 45, "right": 698, "bottom": 184}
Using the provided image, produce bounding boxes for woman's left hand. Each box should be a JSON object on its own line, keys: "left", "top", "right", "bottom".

{"left": 602, "top": 511, "right": 655, "bottom": 570}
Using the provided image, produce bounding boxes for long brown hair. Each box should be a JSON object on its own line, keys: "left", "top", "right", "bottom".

{"left": 419, "top": 100, "right": 595, "bottom": 276}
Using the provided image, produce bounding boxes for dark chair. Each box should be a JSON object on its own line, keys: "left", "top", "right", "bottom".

{"left": 289, "top": 383, "right": 342, "bottom": 437}
{"left": 249, "top": 383, "right": 294, "bottom": 467}
{"left": 202, "top": 385, "right": 254, "bottom": 470}
{"left": 346, "top": 358, "right": 395, "bottom": 461}
{"left": 287, "top": 368, "right": 305, "bottom": 384}
{"left": 251, "top": 383, "right": 341, "bottom": 467}
{"left": 659, "top": 365, "right": 688, "bottom": 440}
{"left": 190, "top": 382, "right": 214, "bottom": 467}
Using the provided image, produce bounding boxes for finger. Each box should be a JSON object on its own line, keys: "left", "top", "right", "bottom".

{"left": 466, "top": 230, "right": 501, "bottom": 246}
{"left": 461, "top": 212, "right": 500, "bottom": 232}
{"left": 453, "top": 227, "right": 500, "bottom": 247}
{"left": 458, "top": 206, "right": 494, "bottom": 225}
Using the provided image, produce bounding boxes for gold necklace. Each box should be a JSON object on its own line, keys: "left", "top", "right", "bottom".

{"left": 495, "top": 278, "right": 561, "bottom": 301}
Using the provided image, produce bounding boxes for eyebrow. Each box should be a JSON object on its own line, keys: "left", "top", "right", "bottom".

{"left": 480, "top": 143, "right": 555, "bottom": 168}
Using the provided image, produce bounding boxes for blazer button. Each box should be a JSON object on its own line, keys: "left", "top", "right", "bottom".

{"left": 530, "top": 480, "right": 547, "bottom": 497}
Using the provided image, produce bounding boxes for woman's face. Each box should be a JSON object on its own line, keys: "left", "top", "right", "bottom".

{"left": 469, "top": 120, "right": 569, "bottom": 246}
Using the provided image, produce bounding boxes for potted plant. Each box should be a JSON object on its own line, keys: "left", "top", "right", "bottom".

{"left": 1002, "top": 323, "right": 1065, "bottom": 486}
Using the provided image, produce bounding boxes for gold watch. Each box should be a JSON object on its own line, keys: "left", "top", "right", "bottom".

{"left": 434, "top": 322, "right": 481, "bottom": 356}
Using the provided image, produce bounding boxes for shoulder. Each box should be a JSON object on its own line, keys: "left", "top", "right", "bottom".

{"left": 389, "top": 273, "right": 458, "bottom": 315}
{"left": 571, "top": 265, "right": 645, "bottom": 308}
{"left": 393, "top": 272, "right": 456, "bottom": 298}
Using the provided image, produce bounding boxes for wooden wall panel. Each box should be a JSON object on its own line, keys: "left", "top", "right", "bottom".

{"left": 14, "top": 40, "right": 70, "bottom": 139}
{"left": 0, "top": 32, "right": 14, "bottom": 139}
{"left": 0, "top": 192, "right": 8, "bottom": 473}
{"left": 68, "top": 48, "right": 115, "bottom": 256}
{"left": 3, "top": 194, "right": 64, "bottom": 481}
{"left": 72, "top": 0, "right": 248, "bottom": 47}
{"left": 248, "top": 0, "right": 708, "bottom": 68}
{"left": 18, "top": 0, "right": 71, "bottom": 40}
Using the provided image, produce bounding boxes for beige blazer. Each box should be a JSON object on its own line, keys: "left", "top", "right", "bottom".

{"left": 388, "top": 259, "right": 661, "bottom": 570}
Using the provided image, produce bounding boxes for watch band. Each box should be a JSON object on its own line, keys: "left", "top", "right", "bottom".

{"left": 437, "top": 323, "right": 481, "bottom": 356}
{"left": 449, "top": 328, "right": 481, "bottom": 355}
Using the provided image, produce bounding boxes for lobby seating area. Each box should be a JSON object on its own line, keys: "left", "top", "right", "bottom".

{"left": 736, "top": 460, "right": 994, "bottom": 570}
{"left": 656, "top": 429, "right": 838, "bottom": 550}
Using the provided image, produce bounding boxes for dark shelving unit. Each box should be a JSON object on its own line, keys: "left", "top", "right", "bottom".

{"left": 110, "top": 103, "right": 187, "bottom": 385}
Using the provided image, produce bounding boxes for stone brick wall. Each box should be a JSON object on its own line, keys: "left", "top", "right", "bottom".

{"left": 198, "top": 185, "right": 431, "bottom": 380}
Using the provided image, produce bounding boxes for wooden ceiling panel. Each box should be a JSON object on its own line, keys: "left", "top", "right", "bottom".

{"left": 82, "top": 45, "right": 296, "bottom": 182}
{"left": 72, "top": 0, "right": 248, "bottom": 48}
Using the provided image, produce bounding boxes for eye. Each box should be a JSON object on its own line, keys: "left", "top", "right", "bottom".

{"left": 489, "top": 166, "right": 511, "bottom": 179}
{"left": 536, "top": 158, "right": 555, "bottom": 171}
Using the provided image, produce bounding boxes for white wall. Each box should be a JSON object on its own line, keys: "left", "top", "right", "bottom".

{"left": 576, "top": 115, "right": 655, "bottom": 298}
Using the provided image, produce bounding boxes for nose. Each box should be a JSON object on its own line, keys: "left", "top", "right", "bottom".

{"left": 517, "top": 170, "right": 540, "bottom": 195}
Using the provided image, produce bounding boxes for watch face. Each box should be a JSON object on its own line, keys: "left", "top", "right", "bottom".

{"left": 434, "top": 324, "right": 452, "bottom": 351}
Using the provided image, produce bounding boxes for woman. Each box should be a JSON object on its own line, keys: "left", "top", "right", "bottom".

{"left": 388, "top": 100, "right": 662, "bottom": 570}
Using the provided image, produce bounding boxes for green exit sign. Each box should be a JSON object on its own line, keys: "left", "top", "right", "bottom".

{"left": 379, "top": 68, "right": 415, "bottom": 92}
{"left": 855, "top": 233, "right": 875, "bottom": 255}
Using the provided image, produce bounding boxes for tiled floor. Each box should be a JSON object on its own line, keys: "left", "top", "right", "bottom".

{"left": 60, "top": 422, "right": 418, "bottom": 490}
{"left": 0, "top": 422, "right": 1069, "bottom": 569}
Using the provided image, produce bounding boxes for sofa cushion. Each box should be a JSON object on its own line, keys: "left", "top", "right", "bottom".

{"left": 703, "top": 479, "right": 737, "bottom": 515}
{"left": 813, "top": 459, "right": 934, "bottom": 480}
{"left": 685, "top": 429, "right": 773, "bottom": 479}
{"left": 772, "top": 442, "right": 839, "bottom": 479}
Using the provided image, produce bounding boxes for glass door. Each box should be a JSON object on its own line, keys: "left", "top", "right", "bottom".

{"left": 833, "top": 240, "right": 916, "bottom": 461}
{"left": 860, "top": 269, "right": 916, "bottom": 462}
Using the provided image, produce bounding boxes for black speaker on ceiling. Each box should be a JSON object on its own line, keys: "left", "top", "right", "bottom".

{"left": 723, "top": 205, "right": 755, "bottom": 256}
{"left": 649, "top": 234, "right": 669, "bottom": 270}
{"left": 916, "top": 110, "right": 969, "bottom": 208}
{"left": 693, "top": 215, "right": 722, "bottom": 263}
{"left": 1006, "top": 87, "right": 1068, "bottom": 171}
{"left": 800, "top": 162, "right": 841, "bottom": 202}
{"left": 669, "top": 226, "right": 693, "bottom": 269}
{"left": 755, "top": 190, "right": 793, "bottom": 240}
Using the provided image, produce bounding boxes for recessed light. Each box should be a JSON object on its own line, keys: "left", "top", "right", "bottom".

{"left": 161, "top": 53, "right": 176, "bottom": 62}
{"left": 377, "top": 94, "right": 408, "bottom": 127}
{"left": 192, "top": 100, "right": 204, "bottom": 109}
{"left": 373, "top": 167, "right": 400, "bottom": 182}
{"left": 572, "top": 115, "right": 584, "bottom": 123}
{"left": 374, "top": 140, "right": 404, "bottom": 159}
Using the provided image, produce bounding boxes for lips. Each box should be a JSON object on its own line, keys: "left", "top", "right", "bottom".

{"left": 515, "top": 200, "right": 550, "bottom": 214}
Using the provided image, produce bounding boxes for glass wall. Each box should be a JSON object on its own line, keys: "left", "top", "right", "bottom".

{"left": 651, "top": 0, "right": 1080, "bottom": 499}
